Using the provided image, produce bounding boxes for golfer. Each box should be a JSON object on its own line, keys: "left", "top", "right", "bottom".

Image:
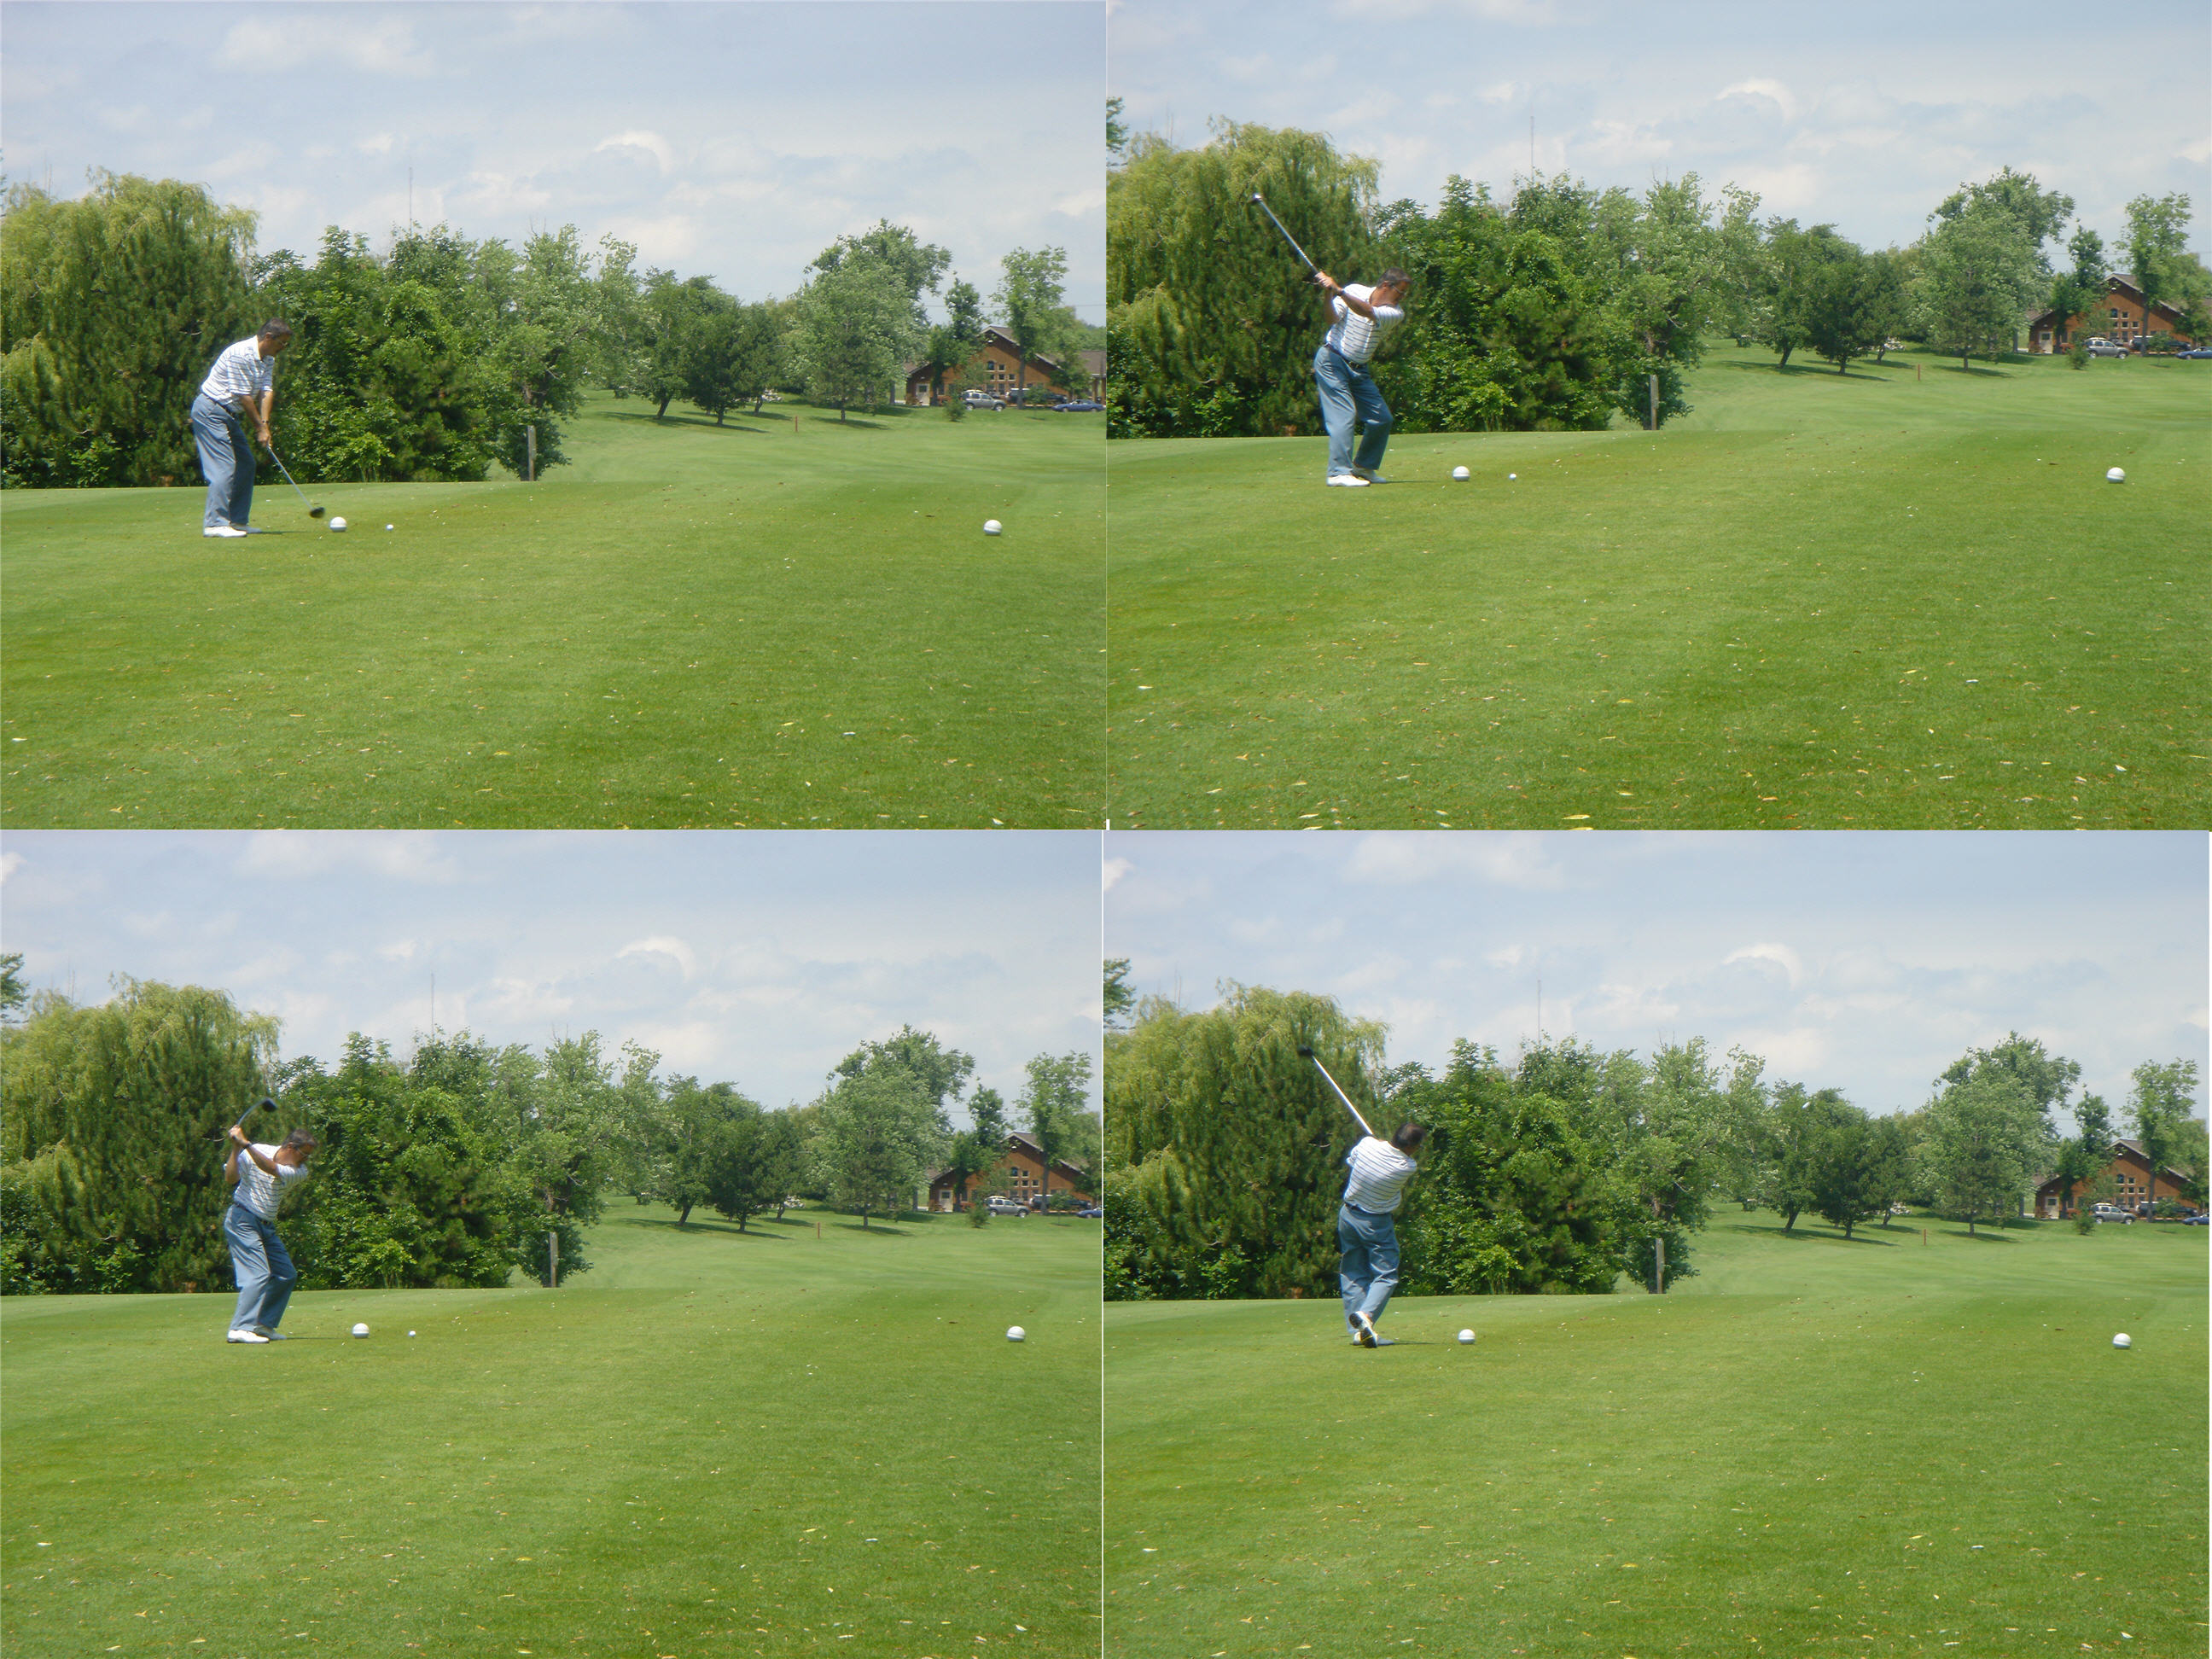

{"left": 191, "top": 320, "right": 291, "bottom": 538}
{"left": 224, "top": 1122, "right": 315, "bottom": 1343}
{"left": 1311, "top": 267, "right": 1408, "bottom": 486}
{"left": 1340, "top": 1120, "right": 1425, "bottom": 1347}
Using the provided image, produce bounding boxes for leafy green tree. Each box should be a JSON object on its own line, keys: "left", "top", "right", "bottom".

{"left": 1107, "top": 96, "right": 1129, "bottom": 166}
{"left": 1941, "top": 1033, "right": 2081, "bottom": 1134}
{"left": 0, "top": 953, "right": 25, "bottom": 1023}
{"left": 2050, "top": 224, "right": 2109, "bottom": 359}
{"left": 812, "top": 1065, "right": 941, "bottom": 1226}
{"left": 643, "top": 1076, "right": 760, "bottom": 1225}
{"left": 811, "top": 219, "right": 950, "bottom": 332}
{"left": 0, "top": 979, "right": 278, "bottom": 1293}
{"left": 1759, "top": 1081, "right": 1858, "bottom": 1231}
{"left": 1592, "top": 1036, "right": 1761, "bottom": 1289}
{"left": 939, "top": 1085, "right": 1010, "bottom": 1208}
{"left": 282, "top": 1035, "right": 527, "bottom": 1289}
{"left": 1802, "top": 243, "right": 1896, "bottom": 373}
{"left": 1802, "top": 1103, "right": 1886, "bottom": 1238}
{"left": 501, "top": 1032, "right": 655, "bottom": 1278}
{"left": 1756, "top": 219, "right": 1859, "bottom": 369}
{"left": 2123, "top": 194, "right": 2197, "bottom": 352}
{"left": 2049, "top": 1091, "right": 2112, "bottom": 1214}
{"left": 1395, "top": 1040, "right": 1624, "bottom": 1296}
{"left": 1018, "top": 1051, "right": 1094, "bottom": 1205}
{"left": 1862, "top": 1115, "right": 1915, "bottom": 1227}
{"left": 915, "top": 276, "right": 987, "bottom": 405}
{"left": 1, "top": 172, "right": 259, "bottom": 488}
{"left": 1912, "top": 206, "right": 2042, "bottom": 367}
{"left": 1106, "top": 984, "right": 1387, "bottom": 1297}
{"left": 795, "top": 257, "right": 917, "bottom": 420}
{"left": 697, "top": 1092, "right": 791, "bottom": 1231}
{"left": 1934, "top": 168, "right": 2075, "bottom": 274}
{"left": 1378, "top": 177, "right": 1618, "bottom": 433}
{"left": 1104, "top": 958, "right": 1135, "bottom": 1030}
{"left": 2125, "top": 1059, "right": 2199, "bottom": 1214}
{"left": 1585, "top": 174, "right": 1754, "bottom": 423}
{"left": 1919, "top": 1069, "right": 2044, "bottom": 1233}
{"left": 993, "top": 246, "right": 1082, "bottom": 404}
{"left": 1109, "top": 121, "right": 1382, "bottom": 438}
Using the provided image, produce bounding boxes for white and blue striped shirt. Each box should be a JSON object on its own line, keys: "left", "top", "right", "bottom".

{"left": 1342, "top": 1136, "right": 1418, "bottom": 1214}
{"left": 1322, "top": 285, "right": 1404, "bottom": 365}
{"left": 200, "top": 336, "right": 276, "bottom": 406}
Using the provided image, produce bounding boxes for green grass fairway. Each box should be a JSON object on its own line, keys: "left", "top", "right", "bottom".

{"left": 3, "top": 1206, "right": 1101, "bottom": 1658}
{"left": 1105, "top": 346, "right": 2207, "bottom": 828}
{"left": 1105, "top": 1212, "right": 2207, "bottom": 1657}
{"left": 2, "top": 397, "right": 1103, "bottom": 828}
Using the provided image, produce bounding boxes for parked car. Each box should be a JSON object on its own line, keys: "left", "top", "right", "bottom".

{"left": 2182, "top": 1212, "right": 2209, "bottom": 1225}
{"left": 985, "top": 1195, "right": 1025, "bottom": 1214}
{"left": 2082, "top": 338, "right": 2128, "bottom": 358}
{"left": 2093, "top": 1202, "right": 2133, "bottom": 1223}
{"left": 1053, "top": 399, "right": 1105, "bottom": 412}
{"left": 1076, "top": 1204, "right": 1103, "bottom": 1218}
{"left": 963, "top": 389, "right": 1005, "bottom": 410}
{"left": 2175, "top": 346, "right": 2212, "bottom": 359}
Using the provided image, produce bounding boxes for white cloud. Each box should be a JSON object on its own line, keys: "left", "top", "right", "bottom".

{"left": 236, "top": 832, "right": 460, "bottom": 884}
{"left": 1724, "top": 943, "right": 1805, "bottom": 988}
{"left": 358, "top": 133, "right": 395, "bottom": 156}
{"left": 617, "top": 936, "right": 697, "bottom": 979}
{"left": 218, "top": 15, "right": 438, "bottom": 78}
{"left": 1345, "top": 832, "right": 1567, "bottom": 889}
{"left": 1103, "top": 858, "right": 1132, "bottom": 893}
{"left": 0, "top": 853, "right": 20, "bottom": 884}
{"left": 1718, "top": 79, "right": 1799, "bottom": 123}
{"left": 594, "top": 130, "right": 675, "bottom": 175}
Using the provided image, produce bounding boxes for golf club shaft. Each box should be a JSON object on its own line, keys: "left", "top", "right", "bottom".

{"left": 1251, "top": 194, "right": 1319, "bottom": 277}
{"left": 263, "top": 440, "right": 319, "bottom": 515}
{"left": 217, "top": 1097, "right": 274, "bottom": 1143}
{"left": 1304, "top": 1052, "right": 1375, "bottom": 1138}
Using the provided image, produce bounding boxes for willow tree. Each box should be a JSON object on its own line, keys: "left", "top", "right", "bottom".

{"left": 0, "top": 980, "right": 277, "bottom": 1292}
{"left": 1109, "top": 122, "right": 1381, "bottom": 438}
{"left": 1106, "top": 983, "right": 1386, "bottom": 1297}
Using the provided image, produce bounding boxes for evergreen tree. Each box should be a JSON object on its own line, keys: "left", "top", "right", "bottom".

{"left": 2, "top": 173, "right": 259, "bottom": 488}
{"left": 0, "top": 980, "right": 277, "bottom": 1293}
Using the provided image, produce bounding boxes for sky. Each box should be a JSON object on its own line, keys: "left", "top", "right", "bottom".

{"left": 1109, "top": 0, "right": 2212, "bottom": 264}
{"left": 0, "top": 1, "right": 1107, "bottom": 323}
{"left": 1103, "top": 831, "right": 2210, "bottom": 1128}
{"left": 0, "top": 830, "right": 1104, "bottom": 1121}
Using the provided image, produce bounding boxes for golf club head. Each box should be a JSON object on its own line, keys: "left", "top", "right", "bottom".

{"left": 309, "top": 505, "right": 325, "bottom": 518}
{"left": 1295, "top": 1045, "right": 1316, "bottom": 1058}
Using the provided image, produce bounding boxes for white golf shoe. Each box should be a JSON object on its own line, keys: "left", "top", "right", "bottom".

{"left": 1351, "top": 1311, "right": 1378, "bottom": 1347}
{"left": 203, "top": 525, "right": 249, "bottom": 538}
{"left": 226, "top": 1328, "right": 269, "bottom": 1343}
{"left": 1325, "top": 474, "right": 1371, "bottom": 487}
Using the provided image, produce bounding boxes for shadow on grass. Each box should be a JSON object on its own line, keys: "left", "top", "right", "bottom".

{"left": 597, "top": 410, "right": 777, "bottom": 435}
{"left": 1713, "top": 359, "right": 1897, "bottom": 382}
{"left": 611, "top": 1214, "right": 789, "bottom": 1241}
{"left": 1719, "top": 1221, "right": 1898, "bottom": 1247}
{"left": 1945, "top": 1227, "right": 2022, "bottom": 1242}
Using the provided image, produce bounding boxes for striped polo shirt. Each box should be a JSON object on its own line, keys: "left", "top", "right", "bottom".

{"left": 1342, "top": 1135, "right": 1418, "bottom": 1214}
{"left": 1322, "top": 284, "right": 1405, "bottom": 365}
{"left": 200, "top": 336, "right": 277, "bottom": 406}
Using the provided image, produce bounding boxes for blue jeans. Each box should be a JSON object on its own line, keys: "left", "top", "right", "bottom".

{"left": 1313, "top": 345, "right": 1392, "bottom": 476}
{"left": 225, "top": 1204, "right": 297, "bottom": 1331}
{"left": 190, "top": 393, "right": 256, "bottom": 527}
{"left": 1338, "top": 1202, "right": 1400, "bottom": 1327}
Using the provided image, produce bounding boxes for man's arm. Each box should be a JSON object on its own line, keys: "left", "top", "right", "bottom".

{"left": 1313, "top": 273, "right": 1381, "bottom": 320}
{"left": 230, "top": 1124, "right": 278, "bottom": 1175}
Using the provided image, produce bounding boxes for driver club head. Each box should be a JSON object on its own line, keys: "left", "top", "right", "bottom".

{"left": 1295, "top": 1045, "right": 1316, "bottom": 1058}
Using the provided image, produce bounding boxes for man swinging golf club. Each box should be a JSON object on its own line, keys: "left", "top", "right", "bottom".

{"left": 1312, "top": 266, "right": 1408, "bottom": 487}
{"left": 190, "top": 319, "right": 291, "bottom": 538}
{"left": 223, "top": 1121, "right": 316, "bottom": 1343}
{"left": 1300, "top": 1045, "right": 1424, "bottom": 1346}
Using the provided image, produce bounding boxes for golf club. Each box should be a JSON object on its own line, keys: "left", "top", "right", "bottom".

{"left": 262, "top": 439, "right": 324, "bottom": 518}
{"left": 214, "top": 1097, "right": 276, "bottom": 1143}
{"left": 1250, "top": 193, "right": 1321, "bottom": 282}
{"left": 1295, "top": 1045, "right": 1374, "bottom": 1137}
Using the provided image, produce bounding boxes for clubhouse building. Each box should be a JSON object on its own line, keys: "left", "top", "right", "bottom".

{"left": 2025, "top": 274, "right": 2197, "bottom": 354}
{"left": 904, "top": 327, "right": 1106, "bottom": 405}
{"left": 925, "top": 1131, "right": 1094, "bottom": 1211}
{"left": 2032, "top": 1138, "right": 2197, "bottom": 1219}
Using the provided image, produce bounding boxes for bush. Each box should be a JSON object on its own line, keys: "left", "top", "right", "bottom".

{"left": 968, "top": 1201, "right": 991, "bottom": 1227}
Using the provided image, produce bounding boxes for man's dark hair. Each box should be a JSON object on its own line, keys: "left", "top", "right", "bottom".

{"left": 1391, "top": 1121, "right": 1427, "bottom": 1154}
{"left": 258, "top": 319, "right": 294, "bottom": 343}
{"left": 280, "top": 1127, "right": 318, "bottom": 1154}
{"left": 1377, "top": 268, "right": 1411, "bottom": 292}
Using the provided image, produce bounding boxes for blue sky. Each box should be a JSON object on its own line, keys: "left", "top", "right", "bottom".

{"left": 1104, "top": 832, "right": 2209, "bottom": 1127}
{"left": 1, "top": 831, "right": 1104, "bottom": 1120}
{"left": 1, "top": 2, "right": 1107, "bottom": 323}
{"left": 1110, "top": 0, "right": 2212, "bottom": 263}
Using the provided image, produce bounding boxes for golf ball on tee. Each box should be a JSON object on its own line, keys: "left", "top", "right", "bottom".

{"left": 352, "top": 1322, "right": 370, "bottom": 1338}
{"left": 983, "top": 519, "right": 1003, "bottom": 536}
{"left": 385, "top": 523, "right": 394, "bottom": 532}
{"left": 1006, "top": 1326, "right": 1025, "bottom": 1342}
{"left": 329, "top": 516, "right": 347, "bottom": 532}
{"left": 1458, "top": 1329, "right": 1476, "bottom": 1344}
{"left": 1452, "top": 466, "right": 1470, "bottom": 480}
{"left": 2113, "top": 1332, "right": 2132, "bottom": 1348}
{"left": 408, "top": 1330, "right": 416, "bottom": 1337}
{"left": 1508, "top": 473, "right": 1517, "bottom": 480}
{"left": 2105, "top": 467, "right": 2125, "bottom": 482}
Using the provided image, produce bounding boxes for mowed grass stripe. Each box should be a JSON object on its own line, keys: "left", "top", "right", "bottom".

{"left": 1104, "top": 347, "right": 2207, "bottom": 829}
{"left": 1105, "top": 1214, "right": 2206, "bottom": 1657}
{"left": 3, "top": 1207, "right": 1102, "bottom": 1657}
{"left": 2, "top": 397, "right": 1104, "bottom": 828}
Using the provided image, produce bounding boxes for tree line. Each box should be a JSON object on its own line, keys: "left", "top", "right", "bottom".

{"left": 1102, "top": 981, "right": 2204, "bottom": 1302}
{"left": 0, "top": 969, "right": 1098, "bottom": 1296}
{"left": 0, "top": 169, "right": 1092, "bottom": 488}
{"left": 1105, "top": 120, "right": 2211, "bottom": 438}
